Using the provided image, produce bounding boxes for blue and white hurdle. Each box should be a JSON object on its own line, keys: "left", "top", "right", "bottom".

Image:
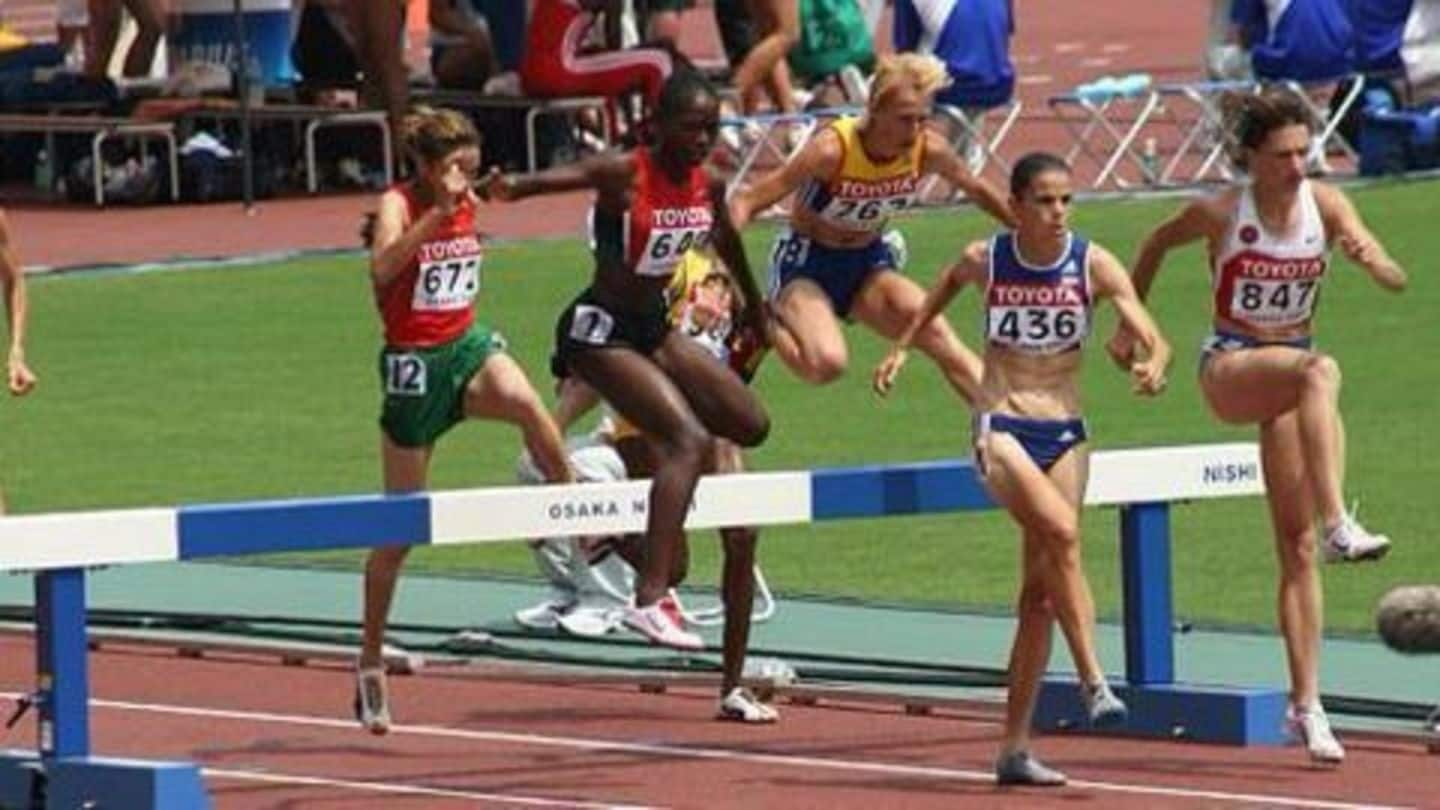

{"left": 0, "top": 441, "right": 1276, "bottom": 809}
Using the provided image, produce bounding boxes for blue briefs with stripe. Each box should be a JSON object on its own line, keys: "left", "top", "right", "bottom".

{"left": 766, "top": 228, "right": 902, "bottom": 318}
{"left": 975, "top": 412, "right": 1088, "bottom": 473}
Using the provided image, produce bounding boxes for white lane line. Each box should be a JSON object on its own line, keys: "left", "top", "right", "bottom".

{"left": 1080, "top": 57, "right": 1113, "bottom": 68}
{"left": 1103, "top": 43, "right": 1133, "bottom": 54}
{"left": 205, "top": 768, "right": 660, "bottom": 810}
{"left": 54, "top": 695, "right": 1411, "bottom": 810}
{"left": 1018, "top": 75, "right": 1055, "bottom": 86}
{"left": 1054, "top": 42, "right": 1086, "bottom": 53}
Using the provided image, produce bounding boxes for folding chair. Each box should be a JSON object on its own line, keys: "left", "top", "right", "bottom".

{"left": 1275, "top": 74, "right": 1365, "bottom": 166}
{"left": 1047, "top": 74, "right": 1160, "bottom": 190}
{"left": 718, "top": 111, "right": 818, "bottom": 206}
{"left": 1147, "top": 80, "right": 1257, "bottom": 186}
{"left": 917, "top": 98, "right": 1023, "bottom": 203}
{"left": 666, "top": 567, "right": 778, "bottom": 628}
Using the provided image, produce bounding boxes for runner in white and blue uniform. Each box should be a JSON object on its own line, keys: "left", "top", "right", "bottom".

{"left": 875, "top": 152, "right": 1171, "bottom": 788}
{"left": 1113, "top": 88, "right": 1408, "bottom": 765}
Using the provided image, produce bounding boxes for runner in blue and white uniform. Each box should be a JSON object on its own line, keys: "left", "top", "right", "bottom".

{"left": 875, "top": 152, "right": 1171, "bottom": 787}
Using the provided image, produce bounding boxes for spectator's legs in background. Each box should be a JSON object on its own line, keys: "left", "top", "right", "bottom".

{"left": 118, "top": 0, "right": 161, "bottom": 77}
{"left": 734, "top": 0, "right": 799, "bottom": 113}
{"left": 713, "top": 0, "right": 757, "bottom": 75}
{"left": 86, "top": 0, "right": 120, "bottom": 78}
{"left": 432, "top": 18, "right": 501, "bottom": 90}
{"left": 57, "top": 0, "right": 89, "bottom": 65}
{"left": 642, "top": 0, "right": 690, "bottom": 48}
{"left": 761, "top": 55, "right": 798, "bottom": 112}
{"left": 351, "top": 0, "right": 410, "bottom": 145}
{"left": 522, "top": 46, "right": 673, "bottom": 123}
{"left": 87, "top": 0, "right": 162, "bottom": 78}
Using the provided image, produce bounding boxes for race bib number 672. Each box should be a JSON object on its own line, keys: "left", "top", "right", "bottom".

{"left": 412, "top": 256, "right": 480, "bottom": 311}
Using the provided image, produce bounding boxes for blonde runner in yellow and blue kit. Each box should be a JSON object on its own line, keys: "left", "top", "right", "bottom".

{"left": 730, "top": 53, "right": 1016, "bottom": 404}
{"left": 768, "top": 116, "right": 920, "bottom": 316}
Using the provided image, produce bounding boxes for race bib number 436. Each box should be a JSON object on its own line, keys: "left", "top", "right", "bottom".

{"left": 989, "top": 306, "right": 1088, "bottom": 353}
{"left": 412, "top": 256, "right": 480, "bottom": 311}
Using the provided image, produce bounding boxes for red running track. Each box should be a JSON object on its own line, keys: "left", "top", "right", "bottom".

{"left": 0, "top": 636, "right": 1432, "bottom": 809}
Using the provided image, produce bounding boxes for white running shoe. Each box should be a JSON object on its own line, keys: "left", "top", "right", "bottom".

{"left": 1080, "top": 680, "right": 1128, "bottom": 728}
{"left": 624, "top": 603, "right": 704, "bottom": 650}
{"left": 557, "top": 602, "right": 623, "bottom": 639}
{"left": 354, "top": 666, "right": 391, "bottom": 735}
{"left": 1323, "top": 513, "right": 1391, "bottom": 563}
{"left": 995, "top": 750, "right": 1067, "bottom": 786}
{"left": 717, "top": 687, "right": 779, "bottom": 724}
{"left": 1286, "top": 703, "right": 1345, "bottom": 763}
{"left": 514, "top": 598, "right": 573, "bottom": 631}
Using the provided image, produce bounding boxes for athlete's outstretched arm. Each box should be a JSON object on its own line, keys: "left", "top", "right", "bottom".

{"left": 1129, "top": 197, "right": 1218, "bottom": 301}
{"left": 728, "top": 129, "right": 842, "bottom": 229}
{"left": 0, "top": 210, "right": 36, "bottom": 396}
{"left": 1314, "top": 182, "right": 1407, "bottom": 292}
{"left": 873, "top": 240, "right": 987, "bottom": 396}
{"left": 921, "top": 130, "right": 1017, "bottom": 228}
{"left": 1107, "top": 197, "right": 1218, "bottom": 367}
{"left": 478, "top": 151, "right": 631, "bottom": 203}
{"left": 1091, "top": 246, "right": 1171, "bottom": 396}
{"left": 708, "top": 175, "right": 765, "bottom": 335}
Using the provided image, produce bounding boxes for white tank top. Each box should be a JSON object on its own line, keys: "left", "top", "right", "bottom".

{"left": 1211, "top": 181, "right": 1328, "bottom": 333}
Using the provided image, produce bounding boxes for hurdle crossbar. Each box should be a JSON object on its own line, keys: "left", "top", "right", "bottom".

{"left": 0, "top": 442, "right": 1277, "bottom": 809}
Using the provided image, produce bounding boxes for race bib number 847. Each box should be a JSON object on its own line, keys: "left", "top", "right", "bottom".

{"left": 1229, "top": 278, "right": 1319, "bottom": 327}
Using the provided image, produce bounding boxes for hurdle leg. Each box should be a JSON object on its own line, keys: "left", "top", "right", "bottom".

{"left": 0, "top": 569, "right": 90, "bottom": 808}
{"left": 36, "top": 568, "right": 91, "bottom": 759}
{"left": 26, "top": 568, "right": 213, "bottom": 809}
{"left": 1033, "top": 501, "right": 1289, "bottom": 745}
{"left": 1120, "top": 503, "right": 1174, "bottom": 685}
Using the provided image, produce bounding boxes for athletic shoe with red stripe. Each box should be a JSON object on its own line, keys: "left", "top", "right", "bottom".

{"left": 624, "top": 602, "right": 703, "bottom": 650}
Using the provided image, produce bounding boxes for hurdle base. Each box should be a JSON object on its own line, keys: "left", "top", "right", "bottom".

{"left": 1034, "top": 678, "right": 1289, "bottom": 746}
{"left": 0, "top": 750, "right": 42, "bottom": 808}
{"left": 0, "top": 751, "right": 211, "bottom": 810}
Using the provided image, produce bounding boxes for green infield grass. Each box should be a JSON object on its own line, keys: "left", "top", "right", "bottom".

{"left": 2, "top": 179, "right": 1434, "bottom": 635}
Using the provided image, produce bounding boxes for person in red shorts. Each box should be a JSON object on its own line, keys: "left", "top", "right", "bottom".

{"left": 520, "top": 0, "right": 675, "bottom": 110}
{"left": 353, "top": 106, "right": 572, "bottom": 735}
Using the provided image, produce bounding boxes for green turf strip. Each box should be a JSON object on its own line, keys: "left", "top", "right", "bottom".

{"left": 3, "top": 180, "right": 1435, "bottom": 634}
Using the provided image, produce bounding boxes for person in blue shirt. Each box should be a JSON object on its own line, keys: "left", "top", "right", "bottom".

{"left": 1230, "top": 0, "right": 1355, "bottom": 81}
{"left": 892, "top": 0, "right": 1015, "bottom": 110}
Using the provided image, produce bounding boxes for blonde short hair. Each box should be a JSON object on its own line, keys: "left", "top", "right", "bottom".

{"left": 868, "top": 53, "right": 952, "bottom": 110}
